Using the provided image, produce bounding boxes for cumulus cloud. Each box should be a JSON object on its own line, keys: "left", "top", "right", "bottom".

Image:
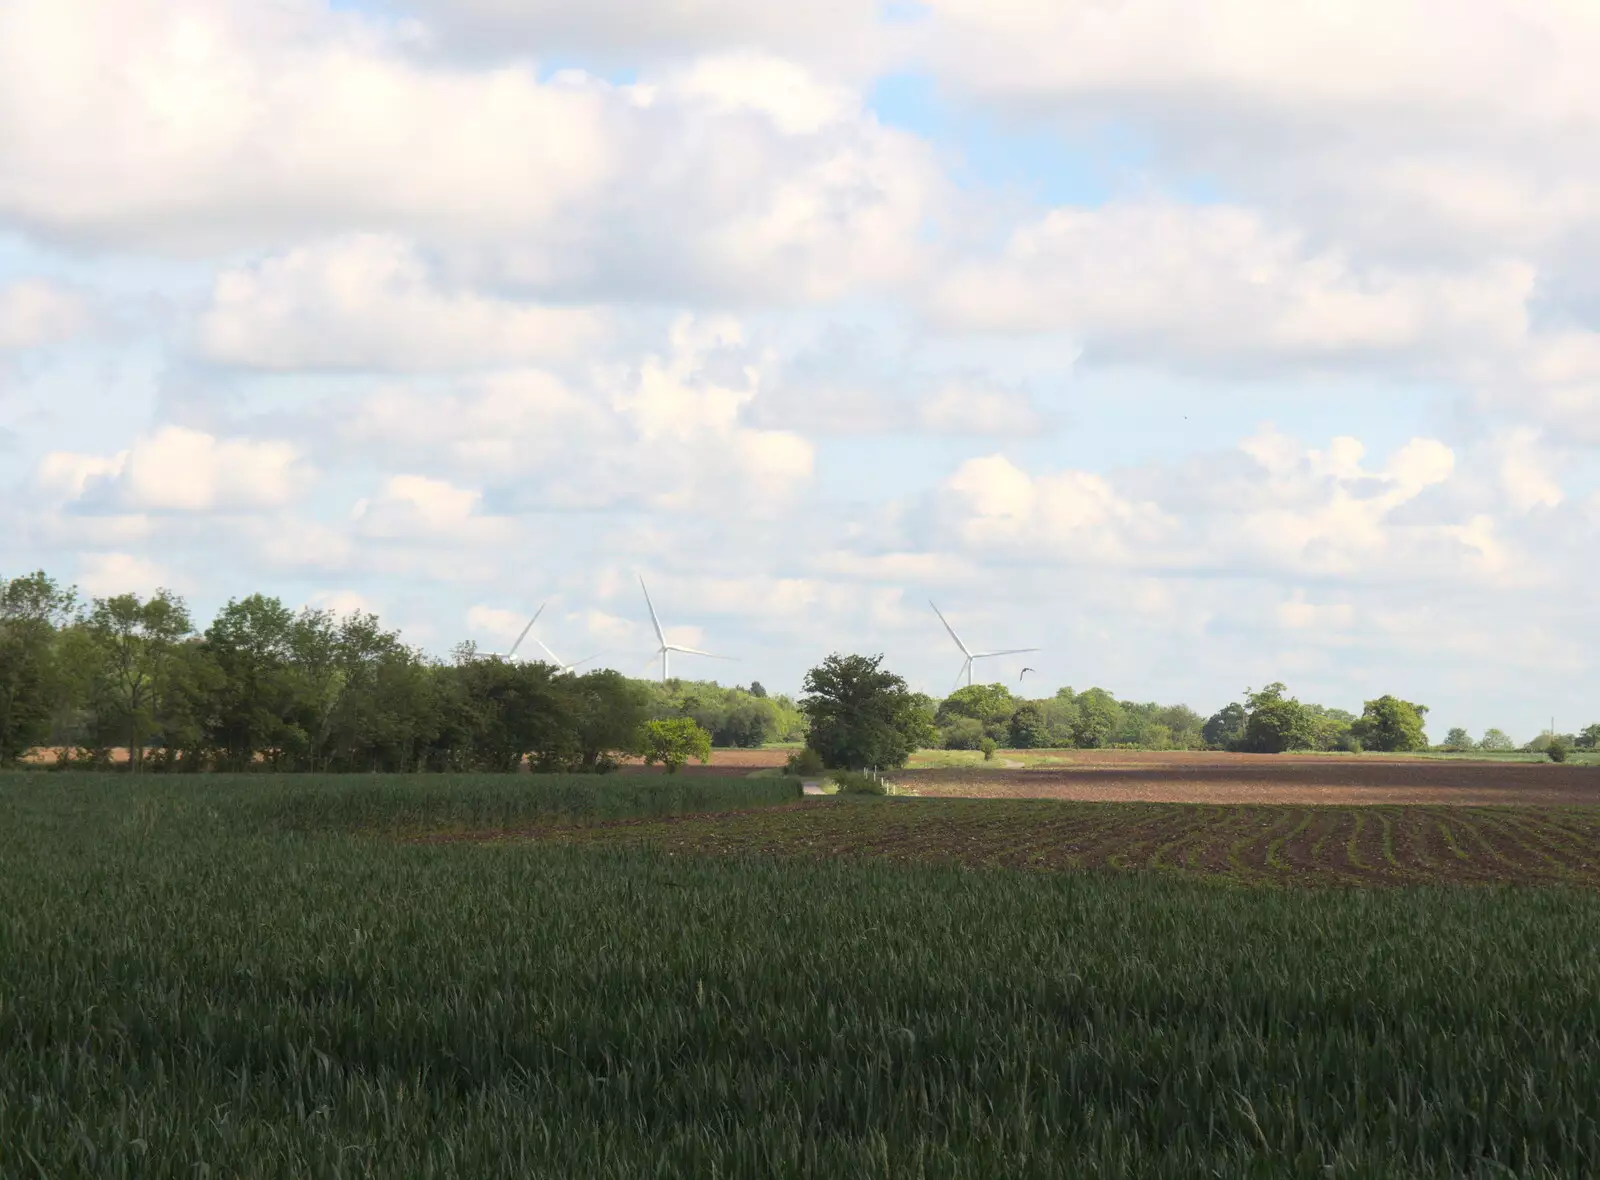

{"left": 200, "top": 235, "right": 605, "bottom": 370}
{"left": 0, "top": 1, "right": 936, "bottom": 304}
{"left": 0, "top": 279, "right": 90, "bottom": 351}
{"left": 354, "top": 474, "right": 507, "bottom": 542}
{"left": 931, "top": 202, "right": 1532, "bottom": 369}
{"left": 37, "top": 426, "right": 305, "bottom": 512}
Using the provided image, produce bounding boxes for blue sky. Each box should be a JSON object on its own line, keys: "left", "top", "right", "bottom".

{"left": 2, "top": 0, "right": 1597, "bottom": 739}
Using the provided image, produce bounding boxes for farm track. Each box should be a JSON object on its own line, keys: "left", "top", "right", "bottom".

{"left": 470, "top": 799, "right": 1600, "bottom": 887}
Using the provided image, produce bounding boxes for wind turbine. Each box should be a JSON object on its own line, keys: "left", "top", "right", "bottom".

{"left": 930, "top": 601, "right": 1039, "bottom": 690}
{"left": 504, "top": 603, "right": 603, "bottom": 672}
{"left": 529, "top": 632, "right": 605, "bottom": 675}
{"left": 640, "top": 575, "right": 729, "bottom": 682}
{"left": 504, "top": 604, "right": 545, "bottom": 660}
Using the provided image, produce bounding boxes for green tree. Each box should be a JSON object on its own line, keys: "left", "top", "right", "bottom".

{"left": 1576, "top": 724, "right": 1600, "bottom": 752}
{"left": 1350, "top": 695, "right": 1430, "bottom": 752}
{"left": 1479, "top": 728, "right": 1516, "bottom": 752}
{"left": 1240, "top": 683, "right": 1315, "bottom": 754}
{"left": 0, "top": 572, "right": 78, "bottom": 765}
{"left": 86, "top": 590, "right": 194, "bottom": 773}
{"left": 567, "top": 670, "right": 652, "bottom": 771}
{"left": 936, "top": 684, "right": 1017, "bottom": 741}
{"left": 940, "top": 716, "right": 986, "bottom": 750}
{"left": 637, "top": 717, "right": 712, "bottom": 774}
{"left": 800, "top": 653, "right": 935, "bottom": 770}
{"left": 1071, "top": 688, "right": 1123, "bottom": 749}
{"left": 1008, "top": 702, "right": 1046, "bottom": 749}
{"left": 205, "top": 595, "right": 302, "bottom": 770}
{"left": 1443, "top": 727, "right": 1475, "bottom": 751}
{"left": 1202, "top": 702, "right": 1248, "bottom": 750}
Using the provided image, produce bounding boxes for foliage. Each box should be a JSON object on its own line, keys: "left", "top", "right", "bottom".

{"left": 828, "top": 769, "right": 888, "bottom": 796}
{"left": 1350, "top": 695, "right": 1430, "bottom": 753}
{"left": 1007, "top": 701, "right": 1046, "bottom": 748}
{"left": 935, "top": 683, "right": 1016, "bottom": 738}
{"left": 1238, "top": 683, "right": 1316, "bottom": 754}
{"left": 643, "top": 679, "right": 804, "bottom": 747}
{"left": 1480, "top": 728, "right": 1517, "bottom": 751}
{"left": 1202, "top": 702, "right": 1248, "bottom": 750}
{"left": 4, "top": 778, "right": 1600, "bottom": 1177}
{"left": 784, "top": 747, "right": 826, "bottom": 776}
{"left": 1548, "top": 738, "right": 1571, "bottom": 764}
{"left": 636, "top": 717, "right": 712, "bottom": 774}
{"left": 800, "top": 653, "right": 935, "bottom": 770}
{"left": 1442, "top": 727, "right": 1475, "bottom": 751}
{"left": 1578, "top": 725, "right": 1600, "bottom": 752}
{"left": 939, "top": 715, "right": 986, "bottom": 750}
{"left": 0, "top": 571, "right": 78, "bottom": 766}
{"left": 979, "top": 737, "right": 998, "bottom": 760}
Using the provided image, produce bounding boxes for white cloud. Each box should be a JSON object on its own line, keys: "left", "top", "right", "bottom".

{"left": 76, "top": 551, "right": 173, "bottom": 597}
{"left": 0, "top": 279, "right": 90, "bottom": 351}
{"left": 1277, "top": 589, "right": 1355, "bottom": 632}
{"left": 931, "top": 202, "right": 1531, "bottom": 367}
{"left": 0, "top": 2, "right": 936, "bottom": 305}
{"left": 1497, "top": 428, "right": 1564, "bottom": 512}
{"left": 354, "top": 474, "right": 499, "bottom": 539}
{"left": 200, "top": 235, "right": 605, "bottom": 370}
{"left": 37, "top": 427, "right": 304, "bottom": 511}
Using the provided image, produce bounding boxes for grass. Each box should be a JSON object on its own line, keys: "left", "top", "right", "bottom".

{"left": 904, "top": 747, "right": 1600, "bottom": 767}
{"left": 3, "top": 774, "right": 1600, "bottom": 1176}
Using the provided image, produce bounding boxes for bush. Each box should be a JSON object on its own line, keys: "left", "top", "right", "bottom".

{"left": 940, "top": 717, "right": 986, "bottom": 750}
{"left": 1548, "top": 740, "right": 1570, "bottom": 764}
{"left": 979, "top": 738, "right": 998, "bottom": 761}
{"left": 829, "top": 769, "right": 888, "bottom": 796}
{"left": 784, "top": 747, "right": 826, "bottom": 776}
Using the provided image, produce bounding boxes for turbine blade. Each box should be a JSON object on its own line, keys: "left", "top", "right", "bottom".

{"left": 569, "top": 651, "right": 605, "bottom": 670}
{"left": 533, "top": 634, "right": 564, "bottom": 667}
{"left": 972, "top": 647, "right": 1041, "bottom": 659}
{"left": 667, "top": 646, "right": 733, "bottom": 660}
{"left": 504, "top": 603, "right": 545, "bottom": 660}
{"left": 929, "top": 601, "right": 972, "bottom": 657}
{"left": 639, "top": 575, "right": 667, "bottom": 645}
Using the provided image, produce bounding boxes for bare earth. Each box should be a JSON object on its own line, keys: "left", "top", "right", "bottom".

{"left": 894, "top": 751, "right": 1600, "bottom": 807}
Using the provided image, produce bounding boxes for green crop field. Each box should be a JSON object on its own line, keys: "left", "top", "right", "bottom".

{"left": 4, "top": 774, "right": 1600, "bottom": 1177}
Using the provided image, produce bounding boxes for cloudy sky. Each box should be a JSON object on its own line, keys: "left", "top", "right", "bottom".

{"left": 3, "top": 0, "right": 1597, "bottom": 738}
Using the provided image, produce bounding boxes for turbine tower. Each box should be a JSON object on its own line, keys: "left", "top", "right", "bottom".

{"left": 640, "top": 575, "right": 728, "bottom": 682}
{"left": 930, "top": 601, "right": 1039, "bottom": 689}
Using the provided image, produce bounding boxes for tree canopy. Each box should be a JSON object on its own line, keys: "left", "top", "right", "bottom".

{"left": 800, "top": 653, "right": 935, "bottom": 770}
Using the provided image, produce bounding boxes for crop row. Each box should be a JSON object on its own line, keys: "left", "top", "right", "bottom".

{"left": 534, "top": 798, "right": 1600, "bottom": 887}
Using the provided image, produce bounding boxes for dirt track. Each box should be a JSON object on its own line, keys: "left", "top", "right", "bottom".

{"left": 895, "top": 752, "right": 1600, "bottom": 807}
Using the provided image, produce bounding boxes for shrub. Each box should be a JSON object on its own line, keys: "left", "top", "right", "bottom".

{"left": 979, "top": 738, "right": 998, "bottom": 761}
{"left": 784, "top": 747, "right": 826, "bottom": 776}
{"left": 940, "top": 717, "right": 986, "bottom": 750}
{"left": 1548, "top": 740, "right": 1570, "bottom": 764}
{"left": 829, "top": 769, "right": 887, "bottom": 796}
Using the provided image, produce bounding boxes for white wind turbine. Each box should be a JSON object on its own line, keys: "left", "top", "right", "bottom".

{"left": 504, "top": 603, "right": 603, "bottom": 672}
{"left": 930, "top": 600, "right": 1039, "bottom": 689}
{"left": 640, "top": 575, "right": 729, "bottom": 682}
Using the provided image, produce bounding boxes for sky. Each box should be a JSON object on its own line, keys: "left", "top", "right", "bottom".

{"left": 2, "top": 0, "right": 1597, "bottom": 740}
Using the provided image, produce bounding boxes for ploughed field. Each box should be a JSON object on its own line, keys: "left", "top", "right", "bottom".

{"left": 898, "top": 751, "right": 1600, "bottom": 806}
{"left": 6, "top": 772, "right": 1600, "bottom": 1177}
{"left": 451, "top": 797, "right": 1600, "bottom": 887}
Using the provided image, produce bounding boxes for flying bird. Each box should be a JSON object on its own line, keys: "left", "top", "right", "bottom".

{"left": 1019, "top": 667, "right": 1036, "bottom": 681}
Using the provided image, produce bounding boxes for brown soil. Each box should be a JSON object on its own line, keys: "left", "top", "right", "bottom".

{"left": 435, "top": 798, "right": 1600, "bottom": 887}
{"left": 894, "top": 752, "right": 1600, "bottom": 806}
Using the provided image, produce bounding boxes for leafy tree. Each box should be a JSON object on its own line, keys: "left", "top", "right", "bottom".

{"left": 637, "top": 717, "right": 711, "bottom": 774}
{"left": 1479, "top": 728, "right": 1516, "bottom": 752}
{"left": 1442, "top": 727, "right": 1475, "bottom": 751}
{"left": 940, "top": 716, "right": 986, "bottom": 750}
{"left": 1202, "top": 702, "right": 1248, "bottom": 750}
{"left": 567, "top": 670, "right": 652, "bottom": 771}
{"left": 747, "top": 681, "right": 768, "bottom": 699}
{"left": 936, "top": 684, "right": 1017, "bottom": 741}
{"left": 1303, "top": 704, "right": 1358, "bottom": 752}
{"left": 1239, "top": 683, "right": 1315, "bottom": 754}
{"left": 800, "top": 653, "right": 935, "bottom": 770}
{"left": 1350, "top": 695, "right": 1429, "bottom": 753}
{"left": 86, "top": 590, "right": 194, "bottom": 773}
{"left": 1071, "top": 688, "right": 1123, "bottom": 749}
{"left": 205, "top": 595, "right": 302, "bottom": 770}
{"left": 0, "top": 572, "right": 78, "bottom": 765}
{"left": 1008, "top": 702, "right": 1046, "bottom": 749}
{"left": 1576, "top": 724, "right": 1600, "bottom": 752}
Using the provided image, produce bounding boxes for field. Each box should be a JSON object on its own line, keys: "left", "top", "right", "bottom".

{"left": 4, "top": 771, "right": 1600, "bottom": 1176}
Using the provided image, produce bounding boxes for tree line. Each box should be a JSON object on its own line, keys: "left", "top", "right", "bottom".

{"left": 4, "top": 570, "right": 1586, "bottom": 772}
{"left": 0, "top": 572, "right": 801, "bottom": 772}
